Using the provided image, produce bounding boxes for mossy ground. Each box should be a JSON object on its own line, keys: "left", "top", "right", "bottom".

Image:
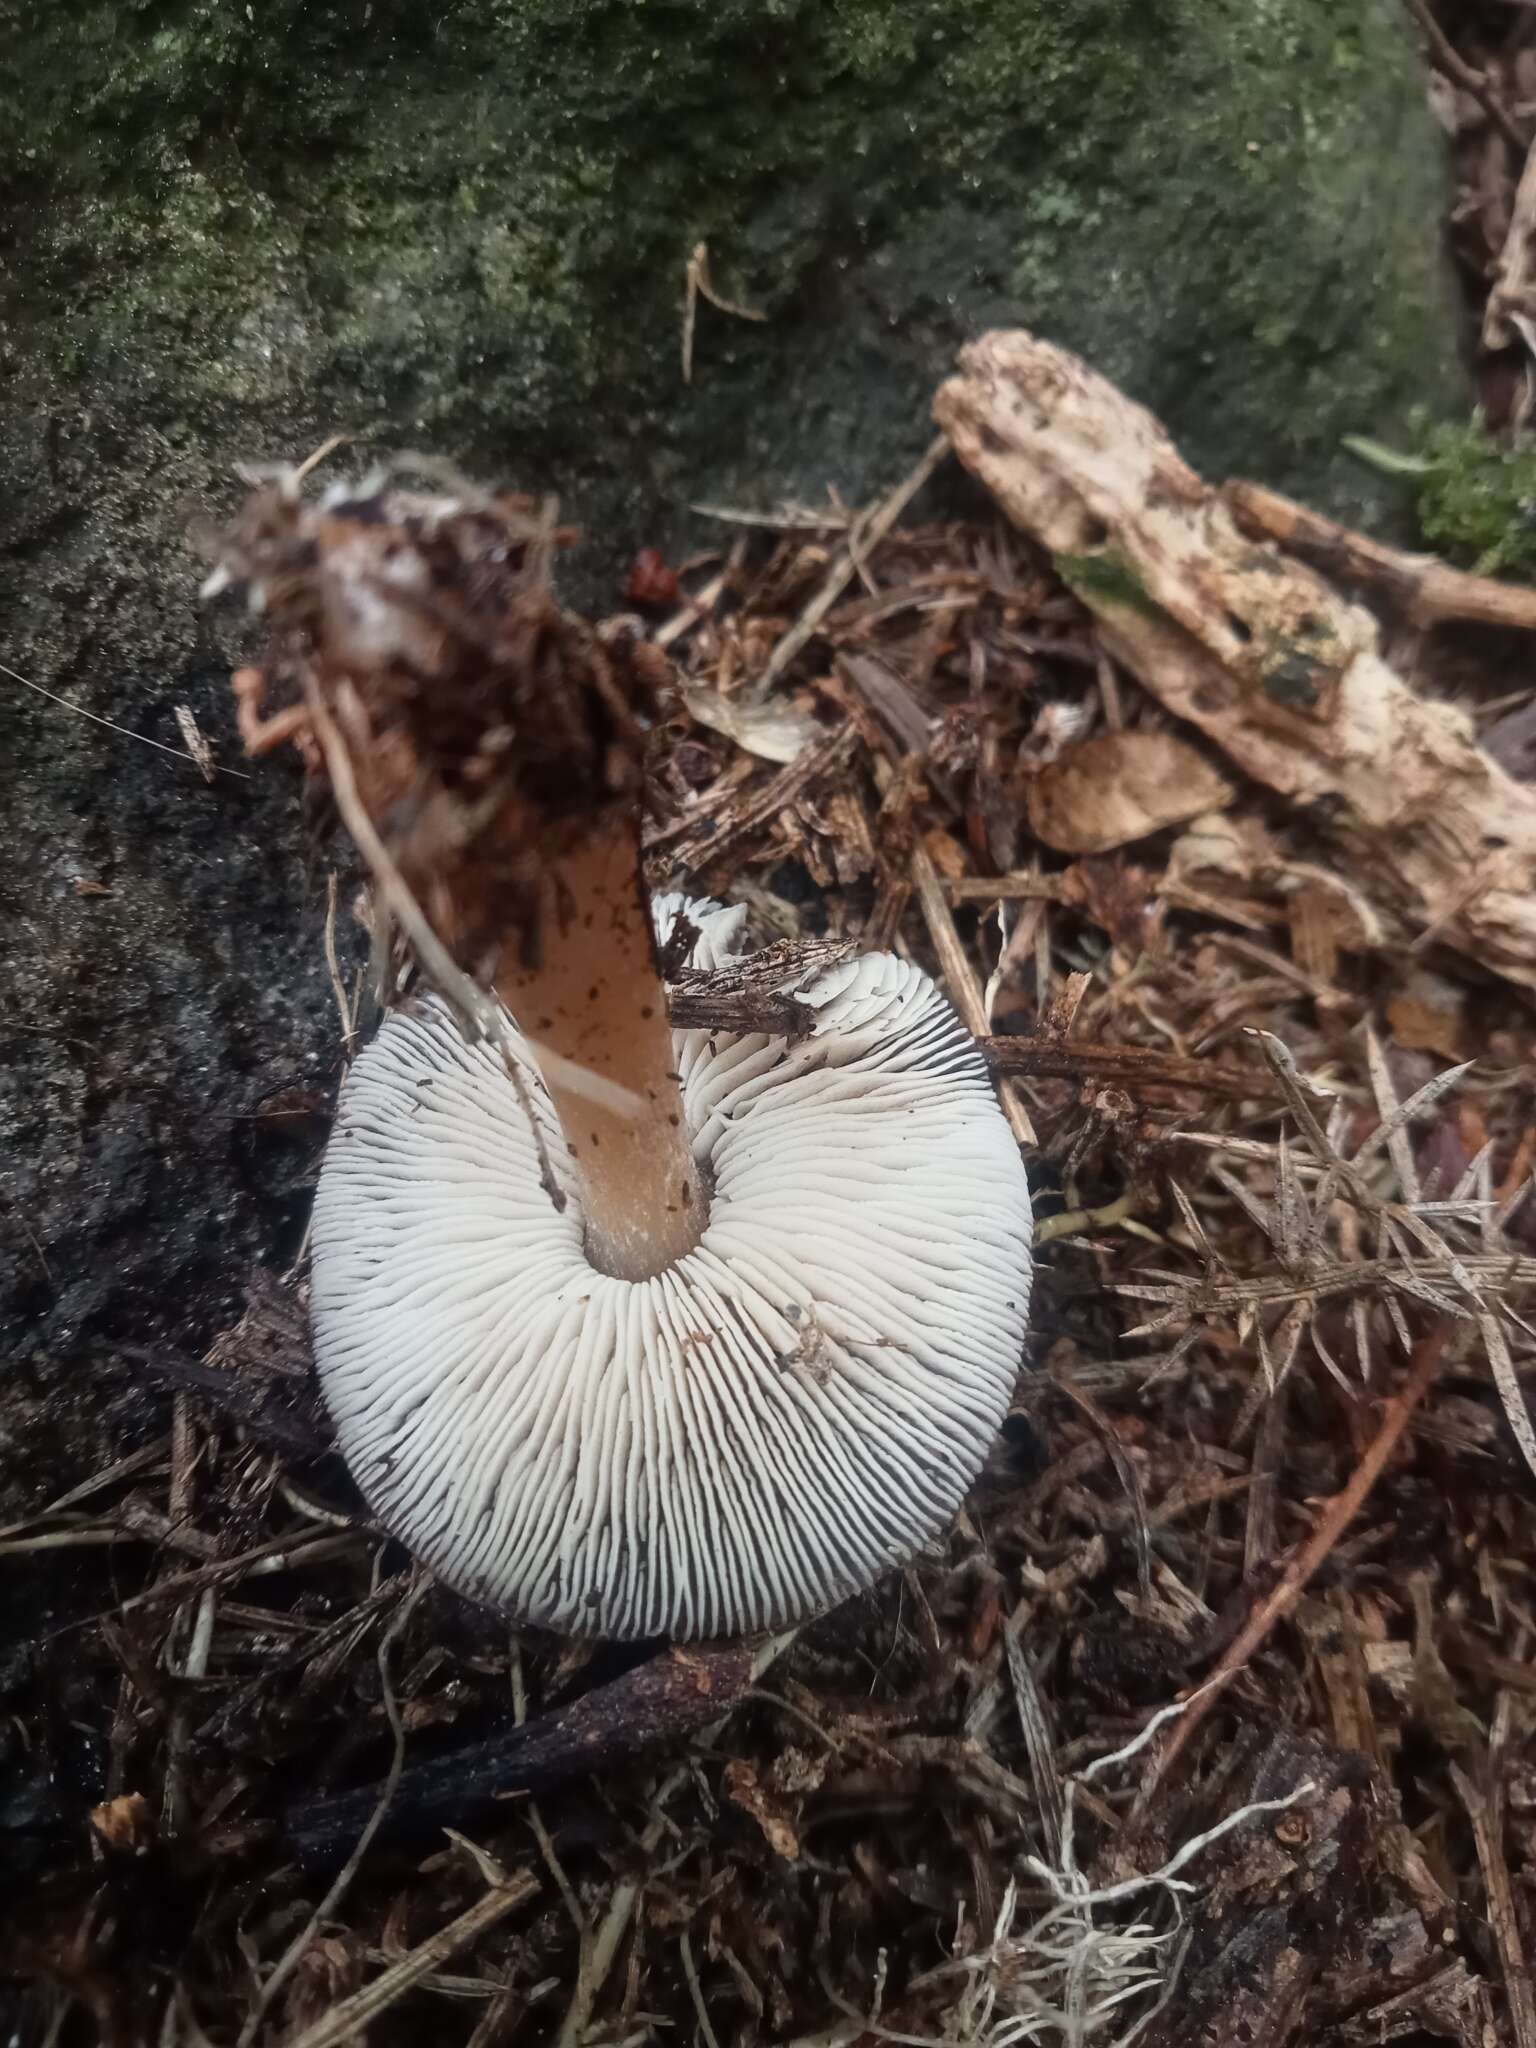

{"left": 2, "top": 0, "right": 1458, "bottom": 550}
{"left": 1408, "top": 417, "right": 1536, "bottom": 578}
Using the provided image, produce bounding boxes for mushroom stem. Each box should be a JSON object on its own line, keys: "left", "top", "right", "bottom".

{"left": 495, "top": 810, "right": 704, "bottom": 1280}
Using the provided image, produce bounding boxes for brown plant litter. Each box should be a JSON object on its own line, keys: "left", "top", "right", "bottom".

{"left": 12, "top": 30, "right": 1536, "bottom": 2029}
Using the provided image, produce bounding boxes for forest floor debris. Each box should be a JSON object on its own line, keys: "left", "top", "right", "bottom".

{"left": 10, "top": 375, "right": 1536, "bottom": 2043}
{"left": 12, "top": 11, "right": 1536, "bottom": 2036}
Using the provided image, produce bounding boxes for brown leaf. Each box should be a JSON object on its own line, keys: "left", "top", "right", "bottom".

{"left": 680, "top": 683, "right": 821, "bottom": 765}
{"left": 722, "top": 1758, "right": 801, "bottom": 1860}
{"left": 920, "top": 825, "right": 971, "bottom": 879}
{"left": 89, "top": 1792, "right": 155, "bottom": 1856}
{"left": 1025, "top": 730, "right": 1233, "bottom": 854}
{"left": 1388, "top": 992, "right": 1468, "bottom": 1063}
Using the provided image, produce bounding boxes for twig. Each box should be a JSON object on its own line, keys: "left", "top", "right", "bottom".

{"left": 943, "top": 873, "right": 1077, "bottom": 905}
{"left": 286, "top": 1639, "right": 763, "bottom": 1868}
{"left": 1136, "top": 1322, "right": 1450, "bottom": 1804}
{"left": 1051, "top": 1380, "right": 1154, "bottom": 1602}
{"left": 653, "top": 543, "right": 746, "bottom": 652}
{"left": 236, "top": 1570, "right": 428, "bottom": 2046}
{"left": 680, "top": 1929, "right": 725, "bottom": 2048}
{"left": 1227, "top": 478, "right": 1536, "bottom": 634}
{"left": 979, "top": 1035, "right": 1281, "bottom": 1103}
{"left": 1452, "top": 1694, "right": 1536, "bottom": 2048}
{"left": 323, "top": 871, "right": 358, "bottom": 1057}
{"left": 1032, "top": 1189, "right": 1143, "bottom": 1247}
{"left": 1003, "top": 1611, "right": 1066, "bottom": 1861}
{"left": 0, "top": 1440, "right": 170, "bottom": 1543}
{"left": 2, "top": 657, "right": 251, "bottom": 778}
{"left": 755, "top": 435, "right": 949, "bottom": 697}
{"left": 1403, "top": 0, "right": 1526, "bottom": 152}
{"left": 529, "top": 1802, "right": 589, "bottom": 1973}
{"left": 280, "top": 1875, "right": 539, "bottom": 2048}
{"left": 911, "top": 841, "right": 1039, "bottom": 1147}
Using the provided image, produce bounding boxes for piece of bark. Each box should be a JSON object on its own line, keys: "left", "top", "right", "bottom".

{"left": 666, "top": 933, "right": 853, "bottom": 1035}
{"left": 1318, "top": 1958, "right": 1495, "bottom": 2047}
{"left": 935, "top": 331, "right": 1536, "bottom": 990}
{"left": 1136, "top": 1732, "right": 1379, "bottom": 2048}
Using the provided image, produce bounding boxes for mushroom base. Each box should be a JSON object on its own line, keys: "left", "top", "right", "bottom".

{"left": 311, "top": 911, "right": 1033, "bottom": 1641}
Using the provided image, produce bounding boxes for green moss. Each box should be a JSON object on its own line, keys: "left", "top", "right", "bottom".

{"left": 1054, "top": 547, "right": 1162, "bottom": 619}
{"left": 1413, "top": 418, "right": 1536, "bottom": 579}
{"left": 0, "top": 0, "right": 1460, "bottom": 561}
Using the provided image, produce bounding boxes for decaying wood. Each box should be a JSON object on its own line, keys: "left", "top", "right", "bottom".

{"left": 1138, "top": 1733, "right": 1377, "bottom": 2048}
{"left": 1486, "top": 127, "right": 1536, "bottom": 350}
{"left": 936, "top": 330, "right": 1536, "bottom": 989}
{"left": 1319, "top": 1959, "right": 1495, "bottom": 2047}
{"left": 1228, "top": 476, "right": 1536, "bottom": 634}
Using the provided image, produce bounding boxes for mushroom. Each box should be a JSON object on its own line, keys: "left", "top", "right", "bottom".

{"left": 313, "top": 894, "right": 1031, "bottom": 1638}
{"left": 208, "top": 469, "right": 1033, "bottom": 1640}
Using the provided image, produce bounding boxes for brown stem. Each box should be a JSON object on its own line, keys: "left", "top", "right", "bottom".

{"left": 495, "top": 809, "right": 704, "bottom": 1280}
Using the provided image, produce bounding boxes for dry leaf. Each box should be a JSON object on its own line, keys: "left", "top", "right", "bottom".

{"left": 681, "top": 684, "right": 821, "bottom": 764}
{"left": 89, "top": 1791, "right": 154, "bottom": 1855}
{"left": 1167, "top": 810, "right": 1279, "bottom": 886}
{"left": 1026, "top": 730, "right": 1233, "bottom": 854}
{"left": 1388, "top": 977, "right": 1468, "bottom": 1062}
{"left": 921, "top": 825, "right": 971, "bottom": 880}
{"left": 722, "top": 1758, "right": 801, "bottom": 1859}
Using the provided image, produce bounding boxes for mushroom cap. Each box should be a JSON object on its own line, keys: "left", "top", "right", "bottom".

{"left": 310, "top": 906, "right": 1032, "bottom": 1639}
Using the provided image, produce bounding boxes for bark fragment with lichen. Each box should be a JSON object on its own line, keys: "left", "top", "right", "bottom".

{"left": 936, "top": 329, "right": 1536, "bottom": 991}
